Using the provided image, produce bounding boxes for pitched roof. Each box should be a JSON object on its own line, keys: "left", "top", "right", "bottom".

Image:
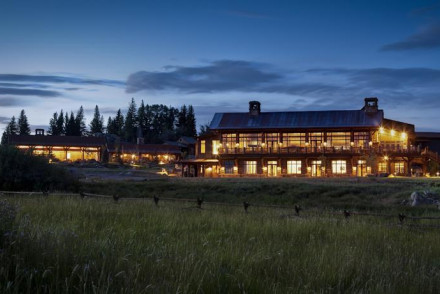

{"left": 8, "top": 135, "right": 105, "bottom": 147}
{"left": 108, "top": 143, "right": 181, "bottom": 154}
{"left": 209, "top": 110, "right": 384, "bottom": 130}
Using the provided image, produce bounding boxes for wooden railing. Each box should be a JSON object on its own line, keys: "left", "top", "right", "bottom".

{"left": 218, "top": 146, "right": 423, "bottom": 156}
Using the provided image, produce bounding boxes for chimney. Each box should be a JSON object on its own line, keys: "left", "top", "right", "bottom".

{"left": 363, "top": 97, "right": 378, "bottom": 113}
{"left": 249, "top": 101, "right": 261, "bottom": 116}
{"left": 35, "top": 129, "right": 45, "bottom": 136}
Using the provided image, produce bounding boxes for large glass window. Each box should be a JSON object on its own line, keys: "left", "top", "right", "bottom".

{"left": 200, "top": 140, "right": 206, "bottom": 154}
{"left": 332, "top": 160, "right": 347, "bottom": 174}
{"left": 283, "top": 133, "right": 306, "bottom": 147}
{"left": 244, "top": 161, "right": 257, "bottom": 174}
{"left": 394, "top": 162, "right": 405, "bottom": 174}
{"left": 287, "top": 160, "right": 302, "bottom": 174}
{"left": 224, "top": 160, "right": 234, "bottom": 174}
{"left": 378, "top": 162, "right": 387, "bottom": 173}
{"left": 212, "top": 140, "right": 220, "bottom": 155}
{"left": 327, "top": 132, "right": 350, "bottom": 149}
{"left": 221, "top": 134, "right": 236, "bottom": 148}
{"left": 309, "top": 132, "right": 323, "bottom": 147}
{"left": 239, "top": 133, "right": 262, "bottom": 148}
{"left": 354, "top": 132, "right": 369, "bottom": 148}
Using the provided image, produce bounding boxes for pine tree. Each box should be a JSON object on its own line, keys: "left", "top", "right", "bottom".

{"left": 124, "top": 98, "right": 137, "bottom": 142}
{"left": 90, "top": 105, "right": 104, "bottom": 134}
{"left": 137, "top": 100, "right": 147, "bottom": 139}
{"left": 1, "top": 116, "right": 18, "bottom": 144}
{"left": 18, "top": 109, "right": 31, "bottom": 135}
{"left": 75, "top": 106, "right": 86, "bottom": 136}
{"left": 48, "top": 112, "right": 58, "bottom": 135}
{"left": 56, "top": 110, "right": 65, "bottom": 135}
{"left": 65, "top": 112, "right": 76, "bottom": 136}
{"left": 186, "top": 105, "right": 197, "bottom": 137}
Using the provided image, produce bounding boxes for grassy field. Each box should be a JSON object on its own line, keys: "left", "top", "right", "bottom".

{"left": 82, "top": 176, "right": 440, "bottom": 212}
{"left": 1, "top": 180, "right": 440, "bottom": 293}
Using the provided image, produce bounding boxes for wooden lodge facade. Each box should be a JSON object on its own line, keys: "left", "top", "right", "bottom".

{"left": 8, "top": 132, "right": 182, "bottom": 165}
{"left": 182, "top": 98, "right": 439, "bottom": 177}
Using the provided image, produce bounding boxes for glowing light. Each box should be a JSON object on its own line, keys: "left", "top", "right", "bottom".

{"left": 390, "top": 129, "right": 396, "bottom": 136}
{"left": 305, "top": 142, "right": 310, "bottom": 146}
{"left": 262, "top": 166, "right": 268, "bottom": 171}
{"left": 384, "top": 156, "right": 389, "bottom": 161}
{"left": 350, "top": 142, "right": 354, "bottom": 146}
{"left": 401, "top": 132, "right": 407, "bottom": 139}
{"left": 261, "top": 142, "right": 266, "bottom": 147}
{"left": 323, "top": 142, "right": 327, "bottom": 147}
{"left": 379, "top": 127, "right": 384, "bottom": 134}
{"left": 369, "top": 141, "right": 373, "bottom": 146}
{"left": 233, "top": 166, "right": 238, "bottom": 171}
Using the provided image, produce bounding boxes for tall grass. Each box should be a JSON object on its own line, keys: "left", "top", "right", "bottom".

{"left": 1, "top": 195, "right": 440, "bottom": 293}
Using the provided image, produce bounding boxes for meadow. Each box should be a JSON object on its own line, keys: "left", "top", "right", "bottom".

{"left": 1, "top": 177, "right": 440, "bottom": 293}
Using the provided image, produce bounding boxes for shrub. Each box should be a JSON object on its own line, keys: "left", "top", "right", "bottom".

{"left": 0, "top": 145, "right": 79, "bottom": 191}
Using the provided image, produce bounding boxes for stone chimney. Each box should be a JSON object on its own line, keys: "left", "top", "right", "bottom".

{"left": 249, "top": 101, "right": 261, "bottom": 116}
{"left": 363, "top": 97, "right": 379, "bottom": 113}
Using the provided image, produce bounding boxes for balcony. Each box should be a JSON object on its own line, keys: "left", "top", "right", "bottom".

{"left": 218, "top": 146, "right": 422, "bottom": 156}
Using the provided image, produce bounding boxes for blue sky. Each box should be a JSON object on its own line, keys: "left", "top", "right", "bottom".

{"left": 1, "top": 0, "right": 440, "bottom": 132}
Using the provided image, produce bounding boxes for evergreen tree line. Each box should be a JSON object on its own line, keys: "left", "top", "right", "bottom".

{"left": 1, "top": 110, "right": 31, "bottom": 144}
{"left": 1, "top": 99, "right": 197, "bottom": 144}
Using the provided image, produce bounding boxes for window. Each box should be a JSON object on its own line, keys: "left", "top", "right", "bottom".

{"left": 394, "top": 162, "right": 405, "bottom": 174}
{"left": 332, "top": 160, "right": 347, "bottom": 174}
{"left": 239, "top": 133, "right": 262, "bottom": 148}
{"left": 224, "top": 160, "right": 234, "bottom": 174}
{"left": 378, "top": 162, "right": 387, "bottom": 173}
{"left": 212, "top": 140, "right": 220, "bottom": 155}
{"left": 200, "top": 140, "right": 206, "bottom": 154}
{"left": 244, "top": 161, "right": 257, "bottom": 174}
{"left": 221, "top": 134, "right": 236, "bottom": 148}
{"left": 327, "top": 132, "right": 351, "bottom": 149}
{"left": 283, "top": 133, "right": 306, "bottom": 147}
{"left": 309, "top": 132, "right": 323, "bottom": 147}
{"left": 287, "top": 160, "right": 302, "bottom": 174}
{"left": 354, "top": 132, "right": 369, "bottom": 148}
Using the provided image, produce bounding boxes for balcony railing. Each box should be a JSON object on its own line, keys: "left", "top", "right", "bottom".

{"left": 218, "top": 146, "right": 422, "bottom": 155}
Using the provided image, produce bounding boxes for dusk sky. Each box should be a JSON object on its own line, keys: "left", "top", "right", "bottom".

{"left": 1, "top": 0, "right": 440, "bottom": 133}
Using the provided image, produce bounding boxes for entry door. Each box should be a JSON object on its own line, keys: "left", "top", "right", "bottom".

{"left": 357, "top": 160, "right": 367, "bottom": 177}
{"left": 267, "top": 161, "right": 278, "bottom": 177}
{"left": 311, "top": 160, "right": 322, "bottom": 177}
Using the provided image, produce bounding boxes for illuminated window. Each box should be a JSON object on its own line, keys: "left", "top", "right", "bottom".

{"left": 394, "top": 162, "right": 404, "bottom": 174}
{"left": 327, "top": 132, "right": 351, "bottom": 149}
{"left": 283, "top": 133, "right": 306, "bottom": 147}
{"left": 212, "top": 140, "right": 220, "bottom": 155}
{"left": 378, "top": 162, "right": 387, "bottom": 173}
{"left": 287, "top": 160, "right": 302, "bottom": 174}
{"left": 244, "top": 161, "right": 257, "bottom": 174}
{"left": 239, "top": 133, "right": 262, "bottom": 148}
{"left": 332, "top": 160, "right": 347, "bottom": 174}
{"left": 221, "top": 134, "right": 236, "bottom": 148}
{"left": 200, "top": 140, "right": 206, "bottom": 154}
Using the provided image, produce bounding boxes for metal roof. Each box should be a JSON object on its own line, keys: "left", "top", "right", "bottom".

{"left": 209, "top": 110, "right": 384, "bottom": 130}
{"left": 8, "top": 135, "right": 105, "bottom": 147}
{"left": 108, "top": 143, "right": 181, "bottom": 154}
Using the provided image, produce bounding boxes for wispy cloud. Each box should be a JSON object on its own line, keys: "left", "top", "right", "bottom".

{"left": 0, "top": 88, "right": 61, "bottom": 97}
{"left": 0, "top": 97, "right": 32, "bottom": 107}
{"left": 126, "top": 60, "right": 282, "bottom": 93}
{"left": 0, "top": 74, "right": 125, "bottom": 87}
{"left": 380, "top": 23, "right": 440, "bottom": 51}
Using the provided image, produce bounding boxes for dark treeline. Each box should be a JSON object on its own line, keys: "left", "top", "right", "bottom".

{"left": 1, "top": 99, "right": 197, "bottom": 144}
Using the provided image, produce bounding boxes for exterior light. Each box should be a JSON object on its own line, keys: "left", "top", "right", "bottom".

{"left": 379, "top": 127, "right": 384, "bottom": 134}
{"left": 437, "top": 172, "right": 440, "bottom": 177}
{"left": 350, "top": 142, "right": 354, "bottom": 146}
{"left": 235, "top": 143, "right": 239, "bottom": 147}
{"left": 261, "top": 142, "right": 266, "bottom": 147}
{"left": 369, "top": 141, "right": 373, "bottom": 146}
{"left": 278, "top": 142, "right": 283, "bottom": 146}
{"left": 262, "top": 166, "right": 268, "bottom": 171}
{"left": 323, "top": 142, "right": 327, "bottom": 147}
{"left": 390, "top": 129, "right": 395, "bottom": 136}
{"left": 384, "top": 156, "right": 389, "bottom": 161}
{"left": 305, "top": 142, "right": 310, "bottom": 146}
{"left": 401, "top": 132, "right": 407, "bottom": 139}
{"left": 233, "top": 166, "right": 238, "bottom": 171}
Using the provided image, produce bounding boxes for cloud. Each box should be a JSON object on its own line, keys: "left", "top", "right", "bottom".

{"left": 126, "top": 60, "right": 282, "bottom": 93}
{"left": 0, "top": 87, "right": 61, "bottom": 97}
{"left": 0, "top": 116, "right": 10, "bottom": 123}
{"left": 380, "top": 23, "right": 440, "bottom": 51}
{"left": 0, "top": 97, "right": 32, "bottom": 107}
{"left": 0, "top": 74, "right": 125, "bottom": 87}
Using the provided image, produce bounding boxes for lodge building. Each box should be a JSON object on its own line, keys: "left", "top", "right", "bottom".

{"left": 182, "top": 98, "right": 440, "bottom": 177}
